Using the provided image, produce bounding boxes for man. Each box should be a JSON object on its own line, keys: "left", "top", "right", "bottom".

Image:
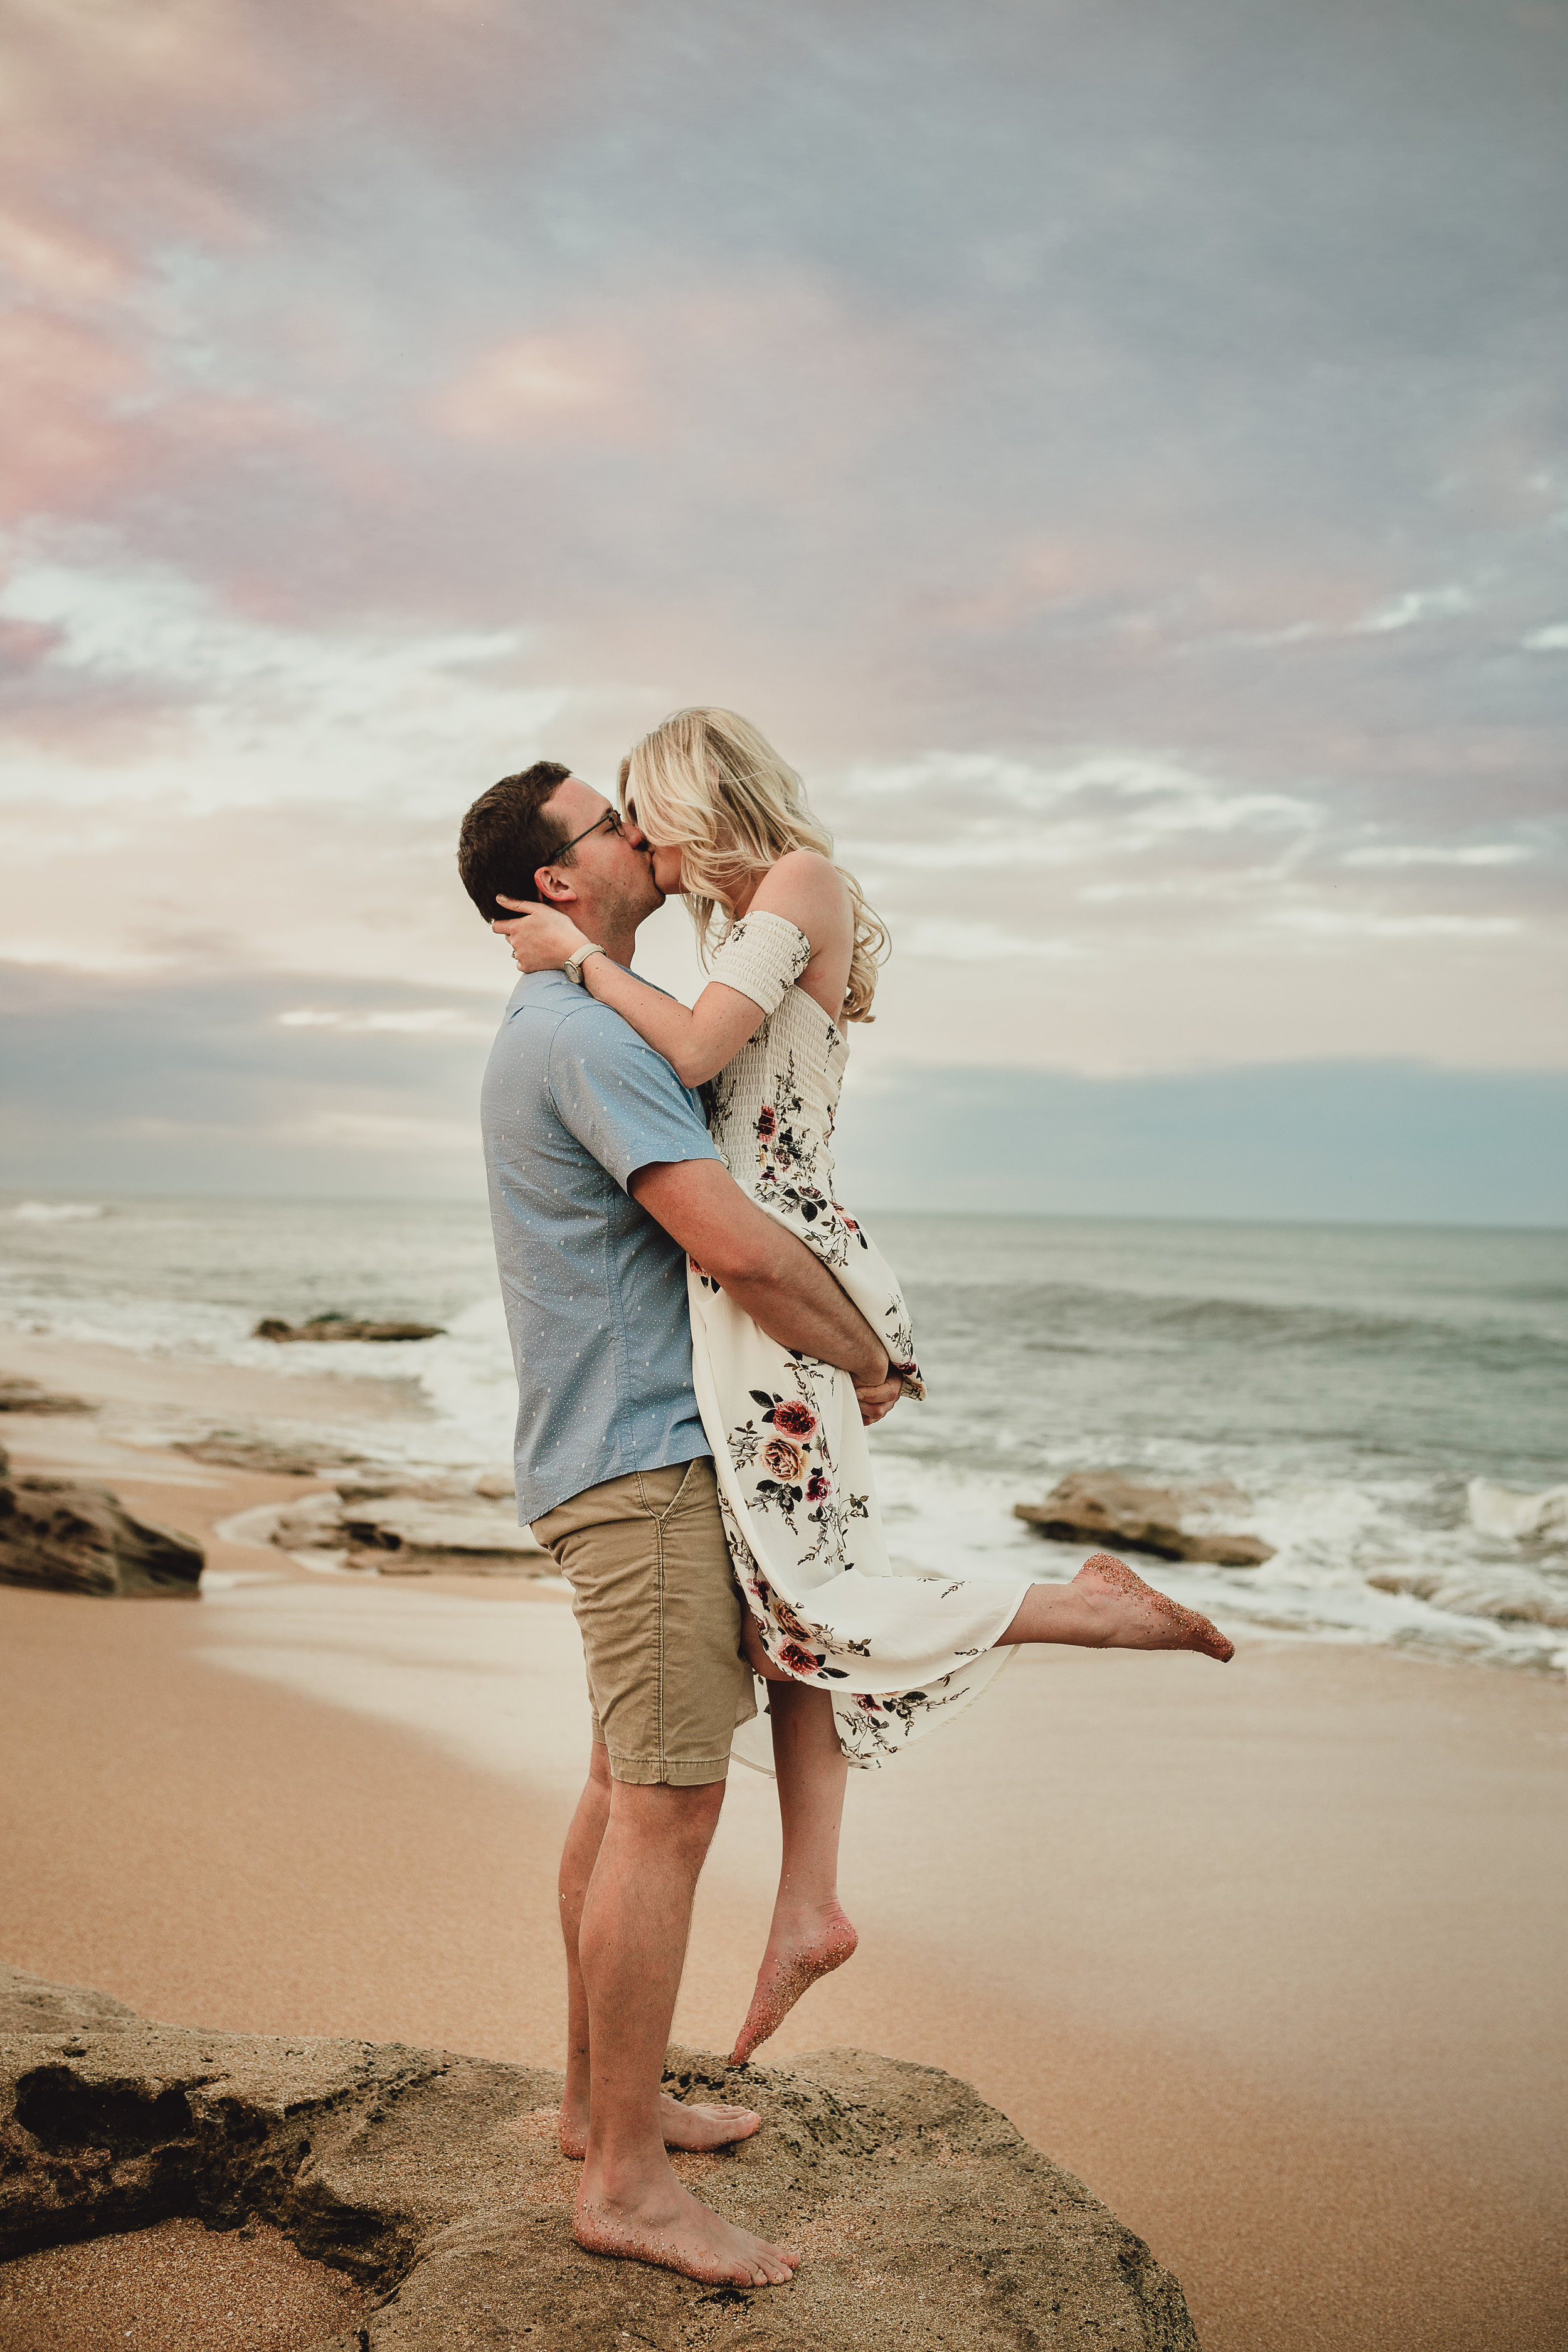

{"left": 458, "top": 760, "right": 897, "bottom": 2287}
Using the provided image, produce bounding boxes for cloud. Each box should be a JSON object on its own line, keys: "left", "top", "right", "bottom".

{"left": 0, "top": 556, "right": 569, "bottom": 809}
{"left": 0, "top": 0, "right": 1563, "bottom": 1199}
{"left": 0, "top": 961, "right": 498, "bottom": 1196}
{"left": 831, "top": 1063, "right": 1568, "bottom": 1225}
{"left": 899, "top": 920, "right": 1085, "bottom": 964}
{"left": 278, "top": 1006, "right": 496, "bottom": 1036}
{"left": 1354, "top": 585, "right": 1475, "bottom": 635}
{"left": 1266, "top": 909, "right": 1521, "bottom": 941}
{"left": 1341, "top": 844, "right": 1531, "bottom": 869}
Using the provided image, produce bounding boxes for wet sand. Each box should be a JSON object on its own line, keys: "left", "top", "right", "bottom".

{"left": 1, "top": 1391, "right": 1565, "bottom": 2351}
{"left": 0, "top": 1330, "right": 436, "bottom": 1466}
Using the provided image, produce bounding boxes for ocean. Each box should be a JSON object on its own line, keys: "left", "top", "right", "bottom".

{"left": 3, "top": 1193, "right": 1564, "bottom": 1673}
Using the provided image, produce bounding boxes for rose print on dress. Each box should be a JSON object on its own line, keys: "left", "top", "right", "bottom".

{"left": 766, "top": 1398, "right": 817, "bottom": 1439}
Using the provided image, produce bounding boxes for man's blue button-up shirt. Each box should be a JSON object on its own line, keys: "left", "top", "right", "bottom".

{"left": 481, "top": 969, "right": 721, "bottom": 1525}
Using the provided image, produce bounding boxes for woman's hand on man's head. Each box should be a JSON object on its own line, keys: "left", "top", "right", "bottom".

{"left": 494, "top": 897, "right": 589, "bottom": 973}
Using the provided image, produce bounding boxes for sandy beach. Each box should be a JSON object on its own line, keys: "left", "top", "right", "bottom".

{"left": 2, "top": 1343, "right": 1565, "bottom": 2352}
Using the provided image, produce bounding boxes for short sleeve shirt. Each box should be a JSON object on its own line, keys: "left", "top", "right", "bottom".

{"left": 480, "top": 969, "right": 722, "bottom": 1523}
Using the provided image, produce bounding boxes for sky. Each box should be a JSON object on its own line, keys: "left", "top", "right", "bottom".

{"left": 2, "top": 0, "right": 1565, "bottom": 1219}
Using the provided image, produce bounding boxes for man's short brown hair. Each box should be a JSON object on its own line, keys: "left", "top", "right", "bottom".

{"left": 457, "top": 760, "right": 573, "bottom": 920}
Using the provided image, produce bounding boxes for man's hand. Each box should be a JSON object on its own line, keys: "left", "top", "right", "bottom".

{"left": 856, "top": 1374, "right": 902, "bottom": 1427}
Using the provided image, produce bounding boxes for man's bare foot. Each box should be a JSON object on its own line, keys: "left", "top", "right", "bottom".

{"left": 574, "top": 2173, "right": 802, "bottom": 2286}
{"left": 729, "top": 1903, "right": 859, "bottom": 2067}
{"left": 1074, "top": 1551, "right": 1235, "bottom": 1663}
{"left": 558, "top": 2089, "right": 761, "bottom": 2161}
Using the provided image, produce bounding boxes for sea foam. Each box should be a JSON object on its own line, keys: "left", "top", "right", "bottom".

{"left": 9, "top": 1200, "right": 106, "bottom": 1223}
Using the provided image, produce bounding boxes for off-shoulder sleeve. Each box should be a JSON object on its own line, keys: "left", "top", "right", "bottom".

{"left": 707, "top": 909, "right": 812, "bottom": 1017}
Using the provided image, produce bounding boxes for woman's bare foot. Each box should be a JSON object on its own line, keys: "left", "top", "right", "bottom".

{"left": 558, "top": 2089, "right": 761, "bottom": 2161}
{"left": 729, "top": 1902, "right": 859, "bottom": 2067}
{"left": 574, "top": 2173, "right": 802, "bottom": 2286}
{"left": 1074, "top": 1551, "right": 1235, "bottom": 1662}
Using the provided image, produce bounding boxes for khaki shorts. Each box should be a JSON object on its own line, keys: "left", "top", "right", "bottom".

{"left": 531, "top": 1457, "right": 756, "bottom": 1786}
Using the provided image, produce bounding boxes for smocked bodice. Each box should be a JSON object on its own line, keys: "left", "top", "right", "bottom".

{"left": 709, "top": 983, "right": 847, "bottom": 1192}
{"left": 702, "top": 910, "right": 864, "bottom": 1271}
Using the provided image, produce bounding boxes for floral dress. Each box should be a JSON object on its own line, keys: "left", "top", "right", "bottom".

{"left": 688, "top": 909, "right": 1032, "bottom": 1767}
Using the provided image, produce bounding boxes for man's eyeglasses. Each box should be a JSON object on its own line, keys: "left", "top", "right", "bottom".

{"left": 555, "top": 805, "right": 625, "bottom": 857}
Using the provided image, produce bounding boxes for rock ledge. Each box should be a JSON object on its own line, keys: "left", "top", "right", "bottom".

{"left": 0, "top": 1444, "right": 203, "bottom": 1598}
{"left": 0, "top": 1964, "right": 1199, "bottom": 2349}
{"left": 1016, "top": 1470, "right": 1274, "bottom": 1567}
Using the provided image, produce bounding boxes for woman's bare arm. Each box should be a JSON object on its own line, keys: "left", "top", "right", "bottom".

{"left": 494, "top": 852, "right": 852, "bottom": 1086}
{"left": 494, "top": 899, "right": 761, "bottom": 1085}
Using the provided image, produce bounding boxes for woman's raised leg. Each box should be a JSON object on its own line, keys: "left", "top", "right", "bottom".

{"left": 1001, "top": 1551, "right": 1234, "bottom": 1661}
{"left": 729, "top": 1666, "right": 859, "bottom": 2067}
{"left": 726, "top": 1548, "right": 1229, "bottom": 2067}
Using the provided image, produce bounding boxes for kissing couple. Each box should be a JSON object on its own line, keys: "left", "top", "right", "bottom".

{"left": 458, "top": 707, "right": 1231, "bottom": 2289}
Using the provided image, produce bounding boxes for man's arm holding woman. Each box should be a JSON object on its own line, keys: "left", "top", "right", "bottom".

{"left": 629, "top": 1159, "right": 901, "bottom": 1426}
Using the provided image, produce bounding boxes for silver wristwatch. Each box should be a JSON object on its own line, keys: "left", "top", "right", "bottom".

{"left": 563, "top": 942, "right": 608, "bottom": 987}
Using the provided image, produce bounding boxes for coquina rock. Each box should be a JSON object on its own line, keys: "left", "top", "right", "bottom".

{"left": 0, "top": 1966, "right": 1200, "bottom": 2350}
{"left": 0, "top": 1448, "right": 203, "bottom": 1598}
{"left": 1015, "top": 1470, "right": 1274, "bottom": 1568}
{"left": 174, "top": 1431, "right": 369, "bottom": 1476}
{"left": 0, "top": 1377, "right": 95, "bottom": 1416}
{"left": 264, "top": 1473, "right": 546, "bottom": 1571}
{"left": 253, "top": 1315, "right": 444, "bottom": 1344}
{"left": 337, "top": 1498, "right": 546, "bottom": 1567}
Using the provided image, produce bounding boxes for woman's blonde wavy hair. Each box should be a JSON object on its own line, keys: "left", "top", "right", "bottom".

{"left": 618, "top": 707, "right": 888, "bottom": 1022}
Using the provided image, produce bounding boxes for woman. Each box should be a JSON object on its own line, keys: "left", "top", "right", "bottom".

{"left": 497, "top": 707, "right": 1231, "bottom": 2064}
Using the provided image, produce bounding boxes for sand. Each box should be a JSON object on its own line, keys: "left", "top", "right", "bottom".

{"left": 2, "top": 1365, "right": 1565, "bottom": 2351}
{"left": 0, "top": 2217, "right": 367, "bottom": 2352}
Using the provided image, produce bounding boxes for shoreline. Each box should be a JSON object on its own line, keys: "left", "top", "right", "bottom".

{"left": 2, "top": 1367, "right": 1566, "bottom": 2350}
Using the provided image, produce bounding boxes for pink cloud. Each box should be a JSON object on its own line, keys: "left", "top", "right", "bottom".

{"left": 0, "top": 0, "right": 590, "bottom": 267}
{"left": 0, "top": 207, "right": 130, "bottom": 303}
{"left": 437, "top": 329, "right": 634, "bottom": 445}
{"left": 432, "top": 275, "right": 938, "bottom": 506}
{"left": 0, "top": 310, "right": 148, "bottom": 521}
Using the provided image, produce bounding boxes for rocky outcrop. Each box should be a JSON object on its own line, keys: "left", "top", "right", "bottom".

{"left": 1015, "top": 1470, "right": 1274, "bottom": 1567}
{"left": 0, "top": 1965, "right": 1200, "bottom": 2349}
{"left": 262, "top": 1471, "right": 546, "bottom": 1572}
{"left": 174, "top": 1432, "right": 370, "bottom": 1476}
{"left": 0, "top": 1971, "right": 139, "bottom": 2039}
{"left": 1467, "top": 1477, "right": 1568, "bottom": 1543}
{"left": 0, "top": 1377, "right": 95, "bottom": 1415}
{"left": 339, "top": 1498, "right": 546, "bottom": 1567}
{"left": 0, "top": 1446, "right": 203, "bottom": 1598}
{"left": 253, "top": 1315, "right": 444, "bottom": 1344}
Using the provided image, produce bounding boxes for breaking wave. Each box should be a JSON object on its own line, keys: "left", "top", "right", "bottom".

{"left": 8, "top": 1200, "right": 107, "bottom": 1223}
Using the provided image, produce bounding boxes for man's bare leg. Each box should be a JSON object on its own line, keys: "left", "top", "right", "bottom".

{"left": 1001, "top": 1552, "right": 1234, "bottom": 1660}
{"left": 557, "top": 1745, "right": 761, "bottom": 2159}
{"left": 731, "top": 1682, "right": 857, "bottom": 2066}
{"left": 573, "top": 1774, "right": 803, "bottom": 2285}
